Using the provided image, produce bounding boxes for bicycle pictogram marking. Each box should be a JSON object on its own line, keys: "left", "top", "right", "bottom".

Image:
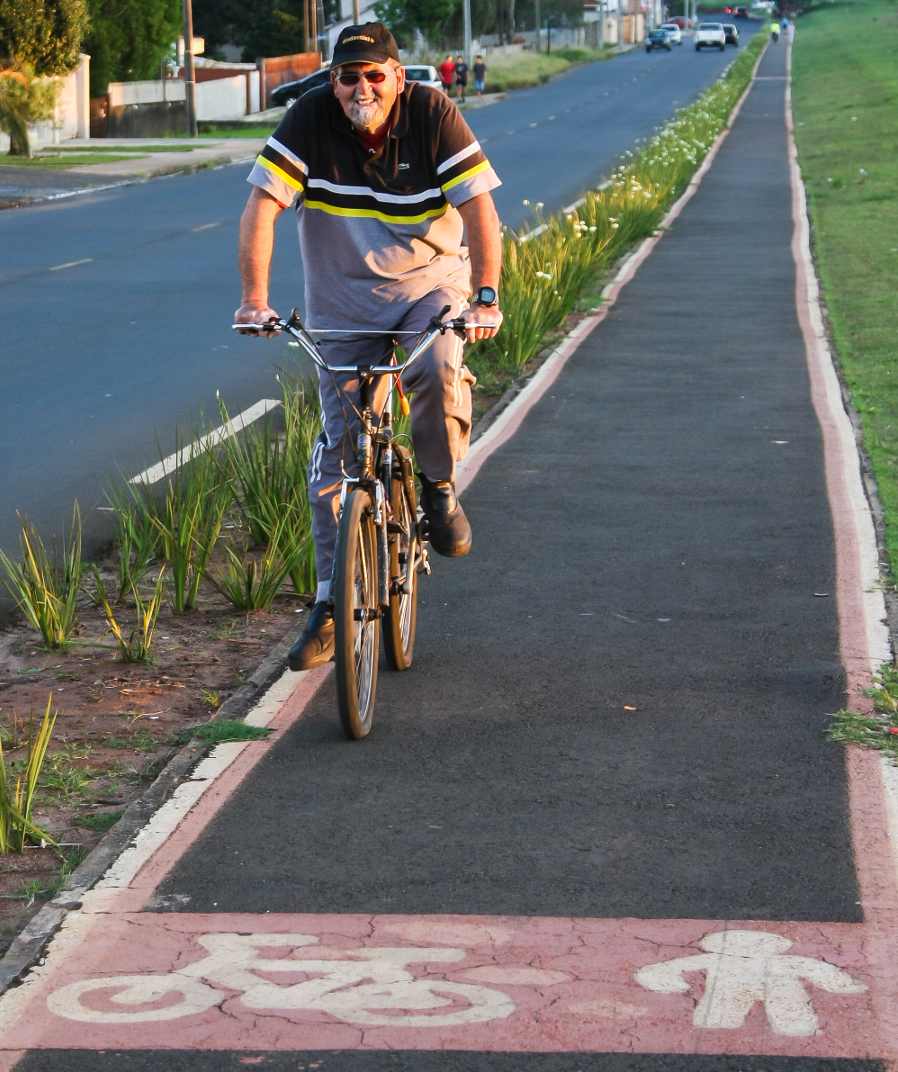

{"left": 46, "top": 933, "right": 517, "bottom": 1027}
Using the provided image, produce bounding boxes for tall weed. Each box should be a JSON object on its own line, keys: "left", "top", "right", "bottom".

{"left": 0, "top": 698, "right": 57, "bottom": 853}
{"left": 0, "top": 505, "right": 83, "bottom": 650}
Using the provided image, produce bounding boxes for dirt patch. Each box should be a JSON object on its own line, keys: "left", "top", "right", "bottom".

{"left": 0, "top": 575, "right": 306, "bottom": 955}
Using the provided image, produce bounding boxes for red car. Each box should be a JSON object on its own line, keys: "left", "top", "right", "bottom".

{"left": 666, "top": 15, "right": 692, "bottom": 28}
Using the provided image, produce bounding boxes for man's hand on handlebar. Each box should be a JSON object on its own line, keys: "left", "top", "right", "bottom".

{"left": 456, "top": 302, "right": 503, "bottom": 344}
{"left": 234, "top": 301, "right": 281, "bottom": 336}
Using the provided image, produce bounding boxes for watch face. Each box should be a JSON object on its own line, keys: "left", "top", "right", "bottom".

{"left": 476, "top": 287, "right": 497, "bottom": 306}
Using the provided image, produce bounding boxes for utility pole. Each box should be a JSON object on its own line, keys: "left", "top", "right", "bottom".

{"left": 508, "top": 0, "right": 515, "bottom": 44}
{"left": 534, "top": 0, "right": 541, "bottom": 51}
{"left": 182, "top": 0, "right": 197, "bottom": 138}
{"left": 599, "top": 0, "right": 605, "bottom": 47}
{"left": 463, "top": 0, "right": 472, "bottom": 66}
{"left": 353, "top": 0, "right": 360, "bottom": 22}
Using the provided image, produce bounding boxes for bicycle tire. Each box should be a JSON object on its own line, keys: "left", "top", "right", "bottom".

{"left": 334, "top": 487, "right": 379, "bottom": 739}
{"left": 383, "top": 471, "right": 417, "bottom": 671}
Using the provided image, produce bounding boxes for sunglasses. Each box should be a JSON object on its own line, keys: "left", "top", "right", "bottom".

{"left": 334, "top": 70, "right": 390, "bottom": 86}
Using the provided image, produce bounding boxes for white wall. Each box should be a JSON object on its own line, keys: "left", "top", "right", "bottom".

{"left": 195, "top": 75, "right": 249, "bottom": 121}
{"left": 0, "top": 54, "right": 89, "bottom": 153}
{"left": 106, "top": 74, "right": 252, "bottom": 121}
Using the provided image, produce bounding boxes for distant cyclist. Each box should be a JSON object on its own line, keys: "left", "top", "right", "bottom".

{"left": 770, "top": 20, "right": 780, "bottom": 41}
{"left": 234, "top": 23, "right": 503, "bottom": 671}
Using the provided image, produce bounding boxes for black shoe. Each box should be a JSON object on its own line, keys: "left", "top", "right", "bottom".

{"left": 288, "top": 601, "right": 335, "bottom": 671}
{"left": 419, "top": 475, "right": 472, "bottom": 558}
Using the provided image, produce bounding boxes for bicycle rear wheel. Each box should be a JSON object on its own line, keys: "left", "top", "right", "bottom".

{"left": 383, "top": 471, "right": 418, "bottom": 671}
{"left": 333, "top": 487, "right": 379, "bottom": 739}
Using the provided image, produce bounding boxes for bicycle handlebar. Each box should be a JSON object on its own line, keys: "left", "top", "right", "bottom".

{"left": 231, "top": 307, "right": 497, "bottom": 381}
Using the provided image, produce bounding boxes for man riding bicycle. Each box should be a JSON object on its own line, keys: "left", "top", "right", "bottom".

{"left": 235, "top": 22, "right": 503, "bottom": 672}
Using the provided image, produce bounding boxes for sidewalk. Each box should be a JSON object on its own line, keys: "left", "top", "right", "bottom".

{"left": 0, "top": 136, "right": 266, "bottom": 207}
{"left": 2, "top": 42, "right": 897, "bottom": 1069}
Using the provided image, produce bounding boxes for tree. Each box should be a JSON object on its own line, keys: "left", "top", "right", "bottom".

{"left": 84, "top": 0, "right": 182, "bottom": 96}
{"left": 0, "top": 0, "right": 89, "bottom": 76}
{"left": 374, "top": 0, "right": 498, "bottom": 47}
{"left": 192, "top": 0, "right": 339, "bottom": 61}
{"left": 0, "top": 63, "right": 59, "bottom": 156}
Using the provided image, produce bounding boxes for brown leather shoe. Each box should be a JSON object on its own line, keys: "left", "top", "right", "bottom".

{"left": 288, "top": 602, "right": 335, "bottom": 671}
{"left": 419, "top": 475, "right": 472, "bottom": 558}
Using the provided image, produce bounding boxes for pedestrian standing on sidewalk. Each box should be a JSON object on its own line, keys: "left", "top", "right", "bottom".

{"left": 235, "top": 22, "right": 504, "bottom": 671}
{"left": 473, "top": 55, "right": 486, "bottom": 103}
{"left": 438, "top": 53, "right": 455, "bottom": 95}
{"left": 455, "top": 54, "right": 469, "bottom": 103}
{"left": 770, "top": 20, "right": 780, "bottom": 42}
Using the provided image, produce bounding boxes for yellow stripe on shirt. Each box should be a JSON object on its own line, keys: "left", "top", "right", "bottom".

{"left": 303, "top": 199, "right": 449, "bottom": 225}
{"left": 256, "top": 154, "right": 305, "bottom": 192}
{"left": 440, "top": 159, "right": 491, "bottom": 193}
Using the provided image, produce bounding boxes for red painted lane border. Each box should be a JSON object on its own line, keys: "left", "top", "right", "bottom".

{"left": 0, "top": 913, "right": 882, "bottom": 1057}
{"left": 784, "top": 41, "right": 898, "bottom": 1066}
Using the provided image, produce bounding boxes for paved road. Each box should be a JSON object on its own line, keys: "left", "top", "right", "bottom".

{"left": 0, "top": 25, "right": 759, "bottom": 599}
{"left": 5, "top": 41, "right": 892, "bottom": 1070}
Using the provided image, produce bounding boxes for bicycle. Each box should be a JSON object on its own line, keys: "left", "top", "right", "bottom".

{"left": 234, "top": 307, "right": 485, "bottom": 740}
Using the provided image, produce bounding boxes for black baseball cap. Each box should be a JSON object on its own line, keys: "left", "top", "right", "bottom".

{"left": 330, "top": 23, "right": 400, "bottom": 68}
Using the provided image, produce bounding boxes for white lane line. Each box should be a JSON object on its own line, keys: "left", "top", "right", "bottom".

{"left": 191, "top": 222, "right": 221, "bottom": 232}
{"left": 48, "top": 258, "right": 93, "bottom": 271}
{"left": 129, "top": 398, "right": 280, "bottom": 485}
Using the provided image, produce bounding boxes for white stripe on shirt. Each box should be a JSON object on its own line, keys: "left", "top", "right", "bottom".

{"left": 306, "top": 177, "right": 443, "bottom": 204}
{"left": 436, "top": 140, "right": 481, "bottom": 176}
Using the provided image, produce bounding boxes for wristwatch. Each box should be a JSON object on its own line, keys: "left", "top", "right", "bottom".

{"left": 471, "top": 286, "right": 498, "bottom": 307}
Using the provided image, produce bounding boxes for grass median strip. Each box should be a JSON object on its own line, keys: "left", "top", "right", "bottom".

{"left": 791, "top": 0, "right": 898, "bottom": 576}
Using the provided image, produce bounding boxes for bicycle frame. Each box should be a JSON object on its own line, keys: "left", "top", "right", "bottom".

{"left": 234, "top": 307, "right": 471, "bottom": 607}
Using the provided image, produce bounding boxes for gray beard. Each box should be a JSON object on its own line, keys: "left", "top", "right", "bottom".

{"left": 348, "top": 96, "right": 390, "bottom": 133}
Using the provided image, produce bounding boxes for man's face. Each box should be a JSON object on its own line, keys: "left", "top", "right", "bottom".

{"left": 331, "top": 60, "right": 405, "bottom": 134}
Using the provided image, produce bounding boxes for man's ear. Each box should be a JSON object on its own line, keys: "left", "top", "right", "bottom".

{"left": 330, "top": 70, "right": 339, "bottom": 96}
{"left": 394, "top": 64, "right": 406, "bottom": 93}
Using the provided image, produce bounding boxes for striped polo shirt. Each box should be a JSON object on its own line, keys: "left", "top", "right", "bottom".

{"left": 247, "top": 81, "right": 501, "bottom": 329}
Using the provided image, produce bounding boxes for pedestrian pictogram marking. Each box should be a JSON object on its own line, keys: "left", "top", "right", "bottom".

{"left": 635, "top": 929, "right": 867, "bottom": 1036}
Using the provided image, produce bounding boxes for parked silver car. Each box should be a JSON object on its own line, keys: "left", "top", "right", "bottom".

{"left": 402, "top": 65, "right": 441, "bottom": 90}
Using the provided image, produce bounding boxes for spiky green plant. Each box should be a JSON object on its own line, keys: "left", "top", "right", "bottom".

{"left": 87, "top": 565, "right": 167, "bottom": 662}
{"left": 105, "top": 480, "right": 164, "bottom": 601}
{"left": 0, "top": 697, "right": 57, "bottom": 854}
{"left": 204, "top": 511, "right": 309, "bottom": 610}
{"left": 216, "top": 375, "right": 319, "bottom": 594}
{"left": 0, "top": 504, "right": 83, "bottom": 649}
{"left": 148, "top": 433, "right": 231, "bottom": 612}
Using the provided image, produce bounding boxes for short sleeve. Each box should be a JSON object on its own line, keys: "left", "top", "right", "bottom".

{"left": 434, "top": 104, "right": 501, "bottom": 207}
{"left": 247, "top": 108, "right": 309, "bottom": 209}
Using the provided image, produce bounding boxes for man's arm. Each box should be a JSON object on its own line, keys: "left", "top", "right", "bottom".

{"left": 235, "top": 186, "right": 285, "bottom": 334}
{"left": 456, "top": 192, "right": 503, "bottom": 343}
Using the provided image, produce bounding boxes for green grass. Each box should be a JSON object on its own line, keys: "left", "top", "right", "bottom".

{"left": 482, "top": 47, "right": 613, "bottom": 94}
{"left": 184, "top": 719, "right": 272, "bottom": 745}
{"left": 0, "top": 154, "right": 141, "bottom": 167}
{"left": 74, "top": 810, "right": 123, "bottom": 832}
{"left": 791, "top": 0, "right": 898, "bottom": 576}
{"left": 187, "top": 124, "right": 276, "bottom": 139}
{"left": 52, "top": 145, "right": 196, "bottom": 153}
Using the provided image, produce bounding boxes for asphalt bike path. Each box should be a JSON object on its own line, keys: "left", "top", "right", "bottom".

{"left": 0, "top": 25, "right": 757, "bottom": 588}
{"left": 3, "top": 43, "right": 898, "bottom": 1070}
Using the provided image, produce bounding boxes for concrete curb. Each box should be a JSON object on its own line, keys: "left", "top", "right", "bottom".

{"left": 0, "top": 614, "right": 306, "bottom": 994}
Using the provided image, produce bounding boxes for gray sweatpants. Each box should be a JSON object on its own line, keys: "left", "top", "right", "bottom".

{"left": 308, "top": 286, "right": 475, "bottom": 586}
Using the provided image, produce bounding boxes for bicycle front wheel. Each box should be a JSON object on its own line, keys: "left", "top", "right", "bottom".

{"left": 383, "top": 472, "right": 418, "bottom": 671}
{"left": 333, "top": 487, "right": 380, "bottom": 740}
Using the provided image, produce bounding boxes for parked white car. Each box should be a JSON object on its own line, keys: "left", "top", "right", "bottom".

{"left": 695, "top": 21, "right": 726, "bottom": 50}
{"left": 402, "top": 65, "right": 441, "bottom": 90}
{"left": 661, "top": 22, "right": 683, "bottom": 44}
